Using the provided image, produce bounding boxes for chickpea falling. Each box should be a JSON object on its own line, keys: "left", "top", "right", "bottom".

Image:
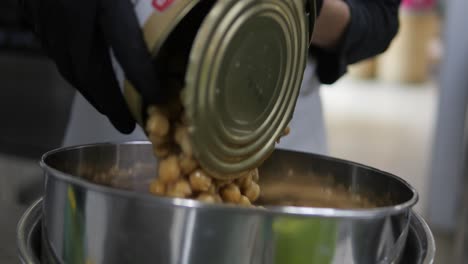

{"left": 146, "top": 103, "right": 273, "bottom": 206}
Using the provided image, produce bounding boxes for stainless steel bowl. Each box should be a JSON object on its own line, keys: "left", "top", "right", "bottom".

{"left": 39, "top": 142, "right": 418, "bottom": 264}
{"left": 17, "top": 199, "right": 435, "bottom": 264}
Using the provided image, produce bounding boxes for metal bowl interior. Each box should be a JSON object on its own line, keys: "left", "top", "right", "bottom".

{"left": 41, "top": 141, "right": 417, "bottom": 218}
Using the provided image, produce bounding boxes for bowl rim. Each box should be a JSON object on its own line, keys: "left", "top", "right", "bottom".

{"left": 40, "top": 141, "right": 418, "bottom": 219}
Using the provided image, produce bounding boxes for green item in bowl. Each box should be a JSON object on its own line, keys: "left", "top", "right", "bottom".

{"left": 273, "top": 218, "right": 338, "bottom": 264}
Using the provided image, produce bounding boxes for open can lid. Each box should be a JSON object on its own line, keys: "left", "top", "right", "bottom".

{"left": 183, "top": 0, "right": 311, "bottom": 179}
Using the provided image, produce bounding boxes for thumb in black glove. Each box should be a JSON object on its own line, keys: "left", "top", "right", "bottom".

{"left": 22, "top": 0, "right": 166, "bottom": 133}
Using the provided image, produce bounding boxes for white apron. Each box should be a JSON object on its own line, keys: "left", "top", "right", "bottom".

{"left": 62, "top": 60, "right": 328, "bottom": 155}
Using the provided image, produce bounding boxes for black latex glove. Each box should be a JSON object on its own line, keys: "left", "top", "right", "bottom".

{"left": 311, "top": 0, "right": 401, "bottom": 84}
{"left": 21, "top": 0, "right": 165, "bottom": 133}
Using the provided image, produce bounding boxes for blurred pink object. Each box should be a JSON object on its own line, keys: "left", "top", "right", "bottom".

{"left": 401, "top": 0, "right": 435, "bottom": 10}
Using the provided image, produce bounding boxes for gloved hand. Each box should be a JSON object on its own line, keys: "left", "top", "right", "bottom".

{"left": 20, "top": 0, "right": 166, "bottom": 133}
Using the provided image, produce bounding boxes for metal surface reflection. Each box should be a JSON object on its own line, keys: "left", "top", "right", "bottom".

{"left": 18, "top": 200, "right": 435, "bottom": 264}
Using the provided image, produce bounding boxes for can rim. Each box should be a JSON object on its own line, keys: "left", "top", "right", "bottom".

{"left": 183, "top": 0, "right": 309, "bottom": 178}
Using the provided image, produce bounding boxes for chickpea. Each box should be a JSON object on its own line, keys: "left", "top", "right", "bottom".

{"left": 147, "top": 105, "right": 160, "bottom": 115}
{"left": 197, "top": 193, "right": 216, "bottom": 203}
{"left": 244, "top": 182, "right": 260, "bottom": 202}
{"left": 146, "top": 109, "right": 170, "bottom": 137}
{"left": 276, "top": 127, "right": 291, "bottom": 143}
{"left": 158, "top": 155, "right": 180, "bottom": 183}
{"left": 174, "top": 125, "right": 192, "bottom": 157}
{"left": 215, "top": 179, "right": 232, "bottom": 189}
{"left": 167, "top": 179, "right": 192, "bottom": 198}
{"left": 239, "top": 195, "right": 252, "bottom": 206}
{"left": 251, "top": 169, "right": 260, "bottom": 182}
{"left": 145, "top": 104, "right": 264, "bottom": 207}
{"left": 179, "top": 155, "right": 198, "bottom": 174}
{"left": 167, "top": 190, "right": 184, "bottom": 198}
{"left": 189, "top": 170, "right": 212, "bottom": 192}
{"left": 162, "top": 99, "right": 183, "bottom": 120}
{"left": 238, "top": 174, "right": 253, "bottom": 191}
{"left": 239, "top": 170, "right": 251, "bottom": 177}
{"left": 208, "top": 185, "right": 216, "bottom": 195}
{"left": 214, "top": 194, "right": 223, "bottom": 203}
{"left": 149, "top": 180, "right": 165, "bottom": 195}
{"left": 149, "top": 133, "right": 170, "bottom": 146}
{"left": 221, "top": 183, "right": 241, "bottom": 203}
{"left": 153, "top": 145, "right": 171, "bottom": 158}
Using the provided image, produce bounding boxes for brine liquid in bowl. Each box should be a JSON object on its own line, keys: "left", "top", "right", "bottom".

{"left": 75, "top": 159, "right": 390, "bottom": 210}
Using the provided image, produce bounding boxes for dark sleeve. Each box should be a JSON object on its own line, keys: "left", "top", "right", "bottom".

{"left": 18, "top": 0, "right": 41, "bottom": 35}
{"left": 311, "top": 0, "right": 401, "bottom": 84}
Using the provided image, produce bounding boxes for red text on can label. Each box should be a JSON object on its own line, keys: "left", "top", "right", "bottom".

{"left": 152, "top": 0, "right": 174, "bottom": 11}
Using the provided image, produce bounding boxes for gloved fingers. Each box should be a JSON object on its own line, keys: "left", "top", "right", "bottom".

{"left": 25, "top": 0, "right": 136, "bottom": 133}
{"left": 61, "top": 0, "right": 110, "bottom": 115}
{"left": 99, "top": 0, "right": 165, "bottom": 105}
{"left": 78, "top": 31, "right": 136, "bottom": 134}
{"left": 38, "top": 0, "right": 105, "bottom": 115}
{"left": 38, "top": 0, "right": 106, "bottom": 115}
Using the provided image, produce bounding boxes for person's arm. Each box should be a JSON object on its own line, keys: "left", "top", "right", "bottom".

{"left": 311, "top": 0, "right": 351, "bottom": 49}
{"left": 311, "top": 0, "right": 401, "bottom": 84}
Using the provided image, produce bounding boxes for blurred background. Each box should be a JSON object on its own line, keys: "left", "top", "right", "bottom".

{"left": 0, "top": 0, "right": 467, "bottom": 263}
{"left": 0, "top": 0, "right": 75, "bottom": 262}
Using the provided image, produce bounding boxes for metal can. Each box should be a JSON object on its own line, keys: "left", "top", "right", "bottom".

{"left": 111, "top": 0, "right": 316, "bottom": 178}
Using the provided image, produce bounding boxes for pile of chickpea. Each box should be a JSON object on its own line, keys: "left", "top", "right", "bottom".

{"left": 146, "top": 103, "right": 261, "bottom": 206}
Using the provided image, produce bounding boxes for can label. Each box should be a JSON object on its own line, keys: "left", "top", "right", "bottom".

{"left": 152, "top": 0, "right": 175, "bottom": 11}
